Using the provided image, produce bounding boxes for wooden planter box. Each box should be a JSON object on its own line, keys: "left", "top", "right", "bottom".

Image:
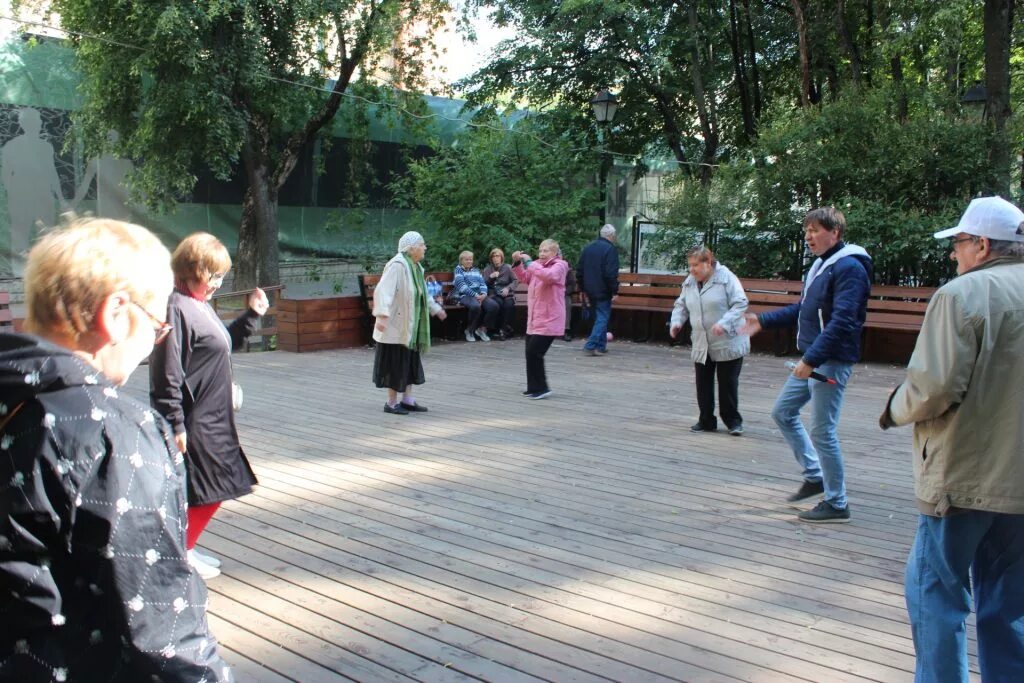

{"left": 277, "top": 295, "right": 368, "bottom": 352}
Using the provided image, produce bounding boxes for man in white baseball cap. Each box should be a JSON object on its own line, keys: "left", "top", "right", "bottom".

{"left": 932, "top": 196, "right": 1024, "bottom": 274}
{"left": 881, "top": 195, "right": 1024, "bottom": 680}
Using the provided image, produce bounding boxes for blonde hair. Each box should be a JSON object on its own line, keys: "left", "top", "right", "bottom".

{"left": 171, "top": 233, "right": 232, "bottom": 285}
{"left": 540, "top": 238, "right": 559, "bottom": 253}
{"left": 489, "top": 248, "right": 505, "bottom": 263}
{"left": 25, "top": 218, "right": 172, "bottom": 342}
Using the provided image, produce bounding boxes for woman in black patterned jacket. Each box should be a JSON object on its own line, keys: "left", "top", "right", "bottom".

{"left": 0, "top": 218, "right": 230, "bottom": 681}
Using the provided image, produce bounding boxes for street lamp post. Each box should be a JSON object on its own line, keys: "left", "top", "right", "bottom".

{"left": 590, "top": 89, "right": 619, "bottom": 225}
{"left": 961, "top": 82, "right": 988, "bottom": 121}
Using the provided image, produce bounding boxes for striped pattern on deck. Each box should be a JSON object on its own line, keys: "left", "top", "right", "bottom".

{"left": 125, "top": 340, "right": 980, "bottom": 682}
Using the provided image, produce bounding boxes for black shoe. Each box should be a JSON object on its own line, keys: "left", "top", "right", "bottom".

{"left": 690, "top": 423, "right": 718, "bottom": 433}
{"left": 786, "top": 479, "right": 825, "bottom": 502}
{"left": 401, "top": 402, "right": 428, "bottom": 412}
{"left": 522, "top": 390, "right": 531, "bottom": 395}
{"left": 384, "top": 402, "right": 409, "bottom": 415}
{"left": 562, "top": 332, "right": 573, "bottom": 342}
{"left": 526, "top": 391, "right": 552, "bottom": 400}
{"left": 798, "top": 500, "right": 851, "bottom": 524}
{"left": 728, "top": 424, "right": 744, "bottom": 436}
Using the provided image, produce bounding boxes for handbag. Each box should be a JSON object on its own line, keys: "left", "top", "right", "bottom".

{"left": 232, "top": 381, "right": 243, "bottom": 412}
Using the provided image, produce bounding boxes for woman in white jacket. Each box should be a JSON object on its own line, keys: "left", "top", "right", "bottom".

{"left": 372, "top": 231, "right": 447, "bottom": 414}
{"left": 669, "top": 246, "right": 750, "bottom": 435}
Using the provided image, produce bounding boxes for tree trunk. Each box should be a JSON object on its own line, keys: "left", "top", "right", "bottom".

{"left": 835, "top": 0, "right": 863, "bottom": 88}
{"left": 791, "top": 0, "right": 813, "bottom": 107}
{"left": 740, "top": 0, "right": 763, "bottom": 121}
{"left": 688, "top": 5, "right": 719, "bottom": 186}
{"left": 235, "top": 128, "right": 279, "bottom": 289}
{"left": 235, "top": 188, "right": 260, "bottom": 291}
{"left": 891, "top": 53, "right": 908, "bottom": 123}
{"left": 984, "top": 0, "right": 1014, "bottom": 197}
{"left": 863, "top": 0, "right": 874, "bottom": 86}
{"left": 728, "top": 0, "right": 756, "bottom": 141}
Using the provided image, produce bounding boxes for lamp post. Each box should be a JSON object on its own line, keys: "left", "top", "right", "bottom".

{"left": 590, "top": 89, "right": 619, "bottom": 224}
{"left": 961, "top": 82, "right": 988, "bottom": 121}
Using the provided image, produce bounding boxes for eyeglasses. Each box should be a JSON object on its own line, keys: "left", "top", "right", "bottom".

{"left": 131, "top": 302, "right": 173, "bottom": 344}
{"left": 948, "top": 236, "right": 978, "bottom": 249}
{"left": 208, "top": 272, "right": 226, "bottom": 284}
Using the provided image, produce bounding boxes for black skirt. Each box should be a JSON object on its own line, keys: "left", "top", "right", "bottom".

{"left": 373, "top": 342, "right": 426, "bottom": 391}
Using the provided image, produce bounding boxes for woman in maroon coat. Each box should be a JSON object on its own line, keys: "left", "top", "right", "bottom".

{"left": 150, "top": 233, "right": 268, "bottom": 579}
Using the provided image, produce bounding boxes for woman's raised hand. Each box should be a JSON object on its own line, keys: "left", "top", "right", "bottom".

{"left": 248, "top": 287, "right": 270, "bottom": 316}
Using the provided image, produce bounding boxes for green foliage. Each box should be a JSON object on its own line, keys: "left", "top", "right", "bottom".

{"left": 392, "top": 111, "right": 600, "bottom": 269}
{"left": 52, "top": 0, "right": 450, "bottom": 210}
{"left": 652, "top": 87, "right": 993, "bottom": 285}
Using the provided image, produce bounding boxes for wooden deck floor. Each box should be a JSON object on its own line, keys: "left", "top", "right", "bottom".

{"left": 127, "top": 339, "right": 979, "bottom": 682}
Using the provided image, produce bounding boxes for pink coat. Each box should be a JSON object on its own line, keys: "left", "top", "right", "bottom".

{"left": 513, "top": 258, "right": 569, "bottom": 336}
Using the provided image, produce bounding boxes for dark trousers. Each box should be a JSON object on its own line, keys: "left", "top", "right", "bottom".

{"left": 694, "top": 357, "right": 743, "bottom": 429}
{"left": 460, "top": 295, "right": 499, "bottom": 332}
{"left": 490, "top": 294, "right": 516, "bottom": 332}
{"left": 525, "top": 334, "right": 556, "bottom": 393}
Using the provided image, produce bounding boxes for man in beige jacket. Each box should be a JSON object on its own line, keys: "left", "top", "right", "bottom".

{"left": 880, "top": 196, "right": 1024, "bottom": 682}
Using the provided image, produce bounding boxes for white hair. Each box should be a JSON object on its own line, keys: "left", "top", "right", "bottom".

{"left": 989, "top": 238, "right": 1024, "bottom": 258}
{"left": 600, "top": 224, "right": 616, "bottom": 239}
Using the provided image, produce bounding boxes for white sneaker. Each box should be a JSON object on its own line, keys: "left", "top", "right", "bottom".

{"left": 191, "top": 548, "right": 221, "bottom": 568}
{"left": 475, "top": 329, "right": 491, "bottom": 341}
{"left": 464, "top": 330, "right": 476, "bottom": 342}
{"left": 188, "top": 550, "right": 221, "bottom": 580}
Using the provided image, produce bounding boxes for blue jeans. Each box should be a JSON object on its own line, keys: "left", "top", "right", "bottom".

{"left": 906, "top": 512, "right": 1024, "bottom": 682}
{"left": 770, "top": 360, "right": 853, "bottom": 509}
{"left": 584, "top": 298, "right": 612, "bottom": 351}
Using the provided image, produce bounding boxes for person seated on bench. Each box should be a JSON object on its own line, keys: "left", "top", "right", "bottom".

{"left": 451, "top": 251, "right": 498, "bottom": 342}
{"left": 669, "top": 246, "right": 750, "bottom": 437}
{"left": 482, "top": 247, "right": 518, "bottom": 340}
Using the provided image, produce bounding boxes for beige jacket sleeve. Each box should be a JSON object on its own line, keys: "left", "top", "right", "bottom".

{"left": 886, "top": 291, "right": 978, "bottom": 427}
{"left": 373, "top": 259, "right": 403, "bottom": 318}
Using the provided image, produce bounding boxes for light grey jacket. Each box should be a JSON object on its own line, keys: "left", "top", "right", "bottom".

{"left": 670, "top": 263, "right": 750, "bottom": 363}
{"left": 372, "top": 253, "right": 444, "bottom": 346}
{"left": 884, "top": 257, "right": 1024, "bottom": 516}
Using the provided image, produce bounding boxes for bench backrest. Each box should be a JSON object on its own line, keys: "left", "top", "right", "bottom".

{"left": 614, "top": 272, "right": 936, "bottom": 330}
{"left": 359, "top": 271, "right": 530, "bottom": 309}
{"left": 209, "top": 284, "right": 285, "bottom": 344}
{"left": 0, "top": 291, "right": 11, "bottom": 332}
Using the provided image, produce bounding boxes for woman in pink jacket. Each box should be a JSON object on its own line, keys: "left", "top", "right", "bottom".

{"left": 512, "top": 239, "right": 569, "bottom": 399}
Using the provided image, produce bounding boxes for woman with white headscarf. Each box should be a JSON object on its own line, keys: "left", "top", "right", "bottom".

{"left": 372, "top": 231, "right": 448, "bottom": 414}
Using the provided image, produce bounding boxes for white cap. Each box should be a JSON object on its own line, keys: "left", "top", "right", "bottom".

{"left": 933, "top": 196, "right": 1024, "bottom": 242}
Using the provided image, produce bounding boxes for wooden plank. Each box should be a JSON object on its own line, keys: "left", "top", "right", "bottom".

{"left": 218, "top": 645, "right": 297, "bottom": 683}
{"left": 117, "top": 344, "right": 986, "bottom": 681}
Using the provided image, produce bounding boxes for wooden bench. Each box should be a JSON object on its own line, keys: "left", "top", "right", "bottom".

{"left": 0, "top": 291, "right": 12, "bottom": 332}
{"left": 612, "top": 273, "right": 935, "bottom": 361}
{"left": 210, "top": 284, "right": 285, "bottom": 351}
{"left": 358, "top": 271, "right": 536, "bottom": 342}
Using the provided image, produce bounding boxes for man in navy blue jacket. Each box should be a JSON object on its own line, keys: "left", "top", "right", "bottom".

{"left": 577, "top": 224, "right": 620, "bottom": 355}
{"left": 741, "top": 207, "right": 872, "bottom": 523}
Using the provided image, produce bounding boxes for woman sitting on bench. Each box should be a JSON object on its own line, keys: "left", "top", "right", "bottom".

{"left": 451, "top": 251, "right": 499, "bottom": 342}
{"left": 482, "top": 247, "right": 518, "bottom": 340}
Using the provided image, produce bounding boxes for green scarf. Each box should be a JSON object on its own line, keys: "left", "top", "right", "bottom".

{"left": 402, "top": 253, "right": 431, "bottom": 352}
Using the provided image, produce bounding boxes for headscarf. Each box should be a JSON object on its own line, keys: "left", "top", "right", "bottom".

{"left": 398, "top": 231, "right": 425, "bottom": 254}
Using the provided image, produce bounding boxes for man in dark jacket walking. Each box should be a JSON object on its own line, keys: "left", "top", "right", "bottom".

{"left": 577, "top": 224, "right": 620, "bottom": 355}
{"left": 740, "top": 207, "right": 872, "bottom": 523}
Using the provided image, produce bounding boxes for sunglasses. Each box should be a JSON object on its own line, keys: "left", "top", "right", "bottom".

{"left": 131, "top": 302, "right": 173, "bottom": 344}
